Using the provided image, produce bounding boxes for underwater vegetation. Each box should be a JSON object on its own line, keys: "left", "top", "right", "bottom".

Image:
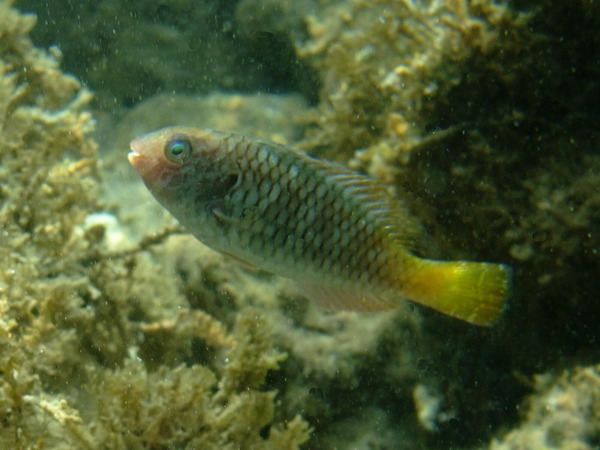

{"left": 2, "top": 0, "right": 599, "bottom": 448}
{"left": 0, "top": 1, "right": 309, "bottom": 447}
{"left": 491, "top": 365, "right": 600, "bottom": 449}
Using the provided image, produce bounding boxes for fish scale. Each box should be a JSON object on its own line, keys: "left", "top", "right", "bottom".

{"left": 232, "top": 138, "right": 379, "bottom": 281}
{"left": 129, "top": 126, "right": 512, "bottom": 326}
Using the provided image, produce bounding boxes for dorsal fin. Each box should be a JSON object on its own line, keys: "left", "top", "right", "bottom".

{"left": 262, "top": 140, "right": 422, "bottom": 249}
{"left": 301, "top": 156, "right": 422, "bottom": 249}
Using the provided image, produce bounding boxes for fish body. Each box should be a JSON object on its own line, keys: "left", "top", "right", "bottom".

{"left": 129, "top": 127, "right": 511, "bottom": 326}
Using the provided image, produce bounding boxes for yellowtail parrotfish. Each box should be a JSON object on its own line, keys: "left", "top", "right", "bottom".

{"left": 129, "top": 127, "right": 511, "bottom": 326}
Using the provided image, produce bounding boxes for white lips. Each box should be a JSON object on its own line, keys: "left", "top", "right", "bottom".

{"left": 128, "top": 150, "right": 142, "bottom": 166}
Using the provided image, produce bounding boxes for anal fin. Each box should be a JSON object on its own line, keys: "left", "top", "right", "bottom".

{"left": 300, "top": 283, "right": 397, "bottom": 312}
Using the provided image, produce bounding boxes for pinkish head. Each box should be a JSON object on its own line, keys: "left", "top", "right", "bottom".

{"left": 128, "top": 126, "right": 240, "bottom": 225}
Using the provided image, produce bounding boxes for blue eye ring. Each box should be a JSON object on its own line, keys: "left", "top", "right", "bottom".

{"left": 164, "top": 135, "right": 192, "bottom": 164}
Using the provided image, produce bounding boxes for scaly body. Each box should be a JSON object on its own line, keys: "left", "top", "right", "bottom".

{"left": 129, "top": 127, "right": 511, "bottom": 325}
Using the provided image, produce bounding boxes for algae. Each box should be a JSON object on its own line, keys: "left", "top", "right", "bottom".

{"left": 3, "top": 0, "right": 600, "bottom": 448}
{"left": 0, "top": 1, "right": 309, "bottom": 447}
{"left": 290, "top": 0, "right": 600, "bottom": 445}
{"left": 84, "top": 309, "right": 308, "bottom": 449}
{"left": 492, "top": 365, "right": 600, "bottom": 449}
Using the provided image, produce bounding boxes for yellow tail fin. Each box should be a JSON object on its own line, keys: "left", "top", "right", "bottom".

{"left": 403, "top": 257, "right": 511, "bottom": 326}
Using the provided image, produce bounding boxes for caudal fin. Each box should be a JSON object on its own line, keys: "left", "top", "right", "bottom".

{"left": 403, "top": 257, "right": 511, "bottom": 326}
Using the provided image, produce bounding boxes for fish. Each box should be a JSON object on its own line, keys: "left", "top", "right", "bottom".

{"left": 128, "top": 126, "right": 511, "bottom": 326}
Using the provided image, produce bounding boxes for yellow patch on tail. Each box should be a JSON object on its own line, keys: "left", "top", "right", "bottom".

{"left": 403, "top": 257, "right": 511, "bottom": 326}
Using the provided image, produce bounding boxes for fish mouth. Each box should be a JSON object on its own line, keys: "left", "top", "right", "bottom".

{"left": 128, "top": 135, "right": 149, "bottom": 171}
{"left": 128, "top": 141, "right": 165, "bottom": 188}
{"left": 128, "top": 134, "right": 154, "bottom": 170}
{"left": 128, "top": 147, "right": 158, "bottom": 186}
{"left": 128, "top": 149, "right": 142, "bottom": 166}
{"left": 128, "top": 149, "right": 148, "bottom": 174}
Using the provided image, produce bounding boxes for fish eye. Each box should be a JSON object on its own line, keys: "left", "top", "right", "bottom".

{"left": 164, "top": 135, "right": 192, "bottom": 164}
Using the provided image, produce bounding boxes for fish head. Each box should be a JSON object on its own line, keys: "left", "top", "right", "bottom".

{"left": 129, "top": 126, "right": 240, "bottom": 217}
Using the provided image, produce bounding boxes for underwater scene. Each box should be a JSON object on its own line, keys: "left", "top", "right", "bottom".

{"left": 1, "top": 0, "right": 599, "bottom": 448}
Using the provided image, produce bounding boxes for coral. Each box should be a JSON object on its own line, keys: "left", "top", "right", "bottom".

{"left": 491, "top": 365, "right": 600, "bottom": 449}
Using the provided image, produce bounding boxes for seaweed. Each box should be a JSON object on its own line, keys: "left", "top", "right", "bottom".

{"left": 0, "top": 1, "right": 310, "bottom": 447}
{"left": 4, "top": 0, "right": 600, "bottom": 447}
{"left": 290, "top": 0, "right": 600, "bottom": 445}
{"left": 84, "top": 309, "right": 309, "bottom": 449}
{"left": 492, "top": 365, "right": 600, "bottom": 449}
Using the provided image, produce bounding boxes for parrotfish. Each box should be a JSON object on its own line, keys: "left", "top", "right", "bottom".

{"left": 129, "top": 127, "right": 511, "bottom": 326}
